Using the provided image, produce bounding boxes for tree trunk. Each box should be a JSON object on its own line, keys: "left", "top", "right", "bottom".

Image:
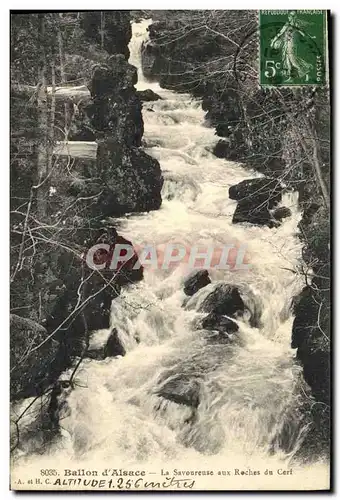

{"left": 36, "top": 15, "right": 49, "bottom": 219}
{"left": 57, "top": 25, "right": 66, "bottom": 83}
{"left": 57, "top": 19, "right": 70, "bottom": 141}
{"left": 100, "top": 12, "right": 105, "bottom": 50}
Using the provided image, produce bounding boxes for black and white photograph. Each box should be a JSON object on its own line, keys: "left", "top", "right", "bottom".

{"left": 9, "top": 9, "right": 331, "bottom": 491}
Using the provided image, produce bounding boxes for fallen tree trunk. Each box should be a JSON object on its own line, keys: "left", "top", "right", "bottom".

{"left": 12, "top": 84, "right": 91, "bottom": 103}
{"left": 53, "top": 141, "right": 97, "bottom": 159}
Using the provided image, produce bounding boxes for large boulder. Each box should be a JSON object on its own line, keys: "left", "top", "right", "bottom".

{"left": 183, "top": 270, "right": 211, "bottom": 296}
{"left": 137, "top": 89, "right": 162, "bottom": 102}
{"left": 196, "top": 283, "right": 262, "bottom": 328}
{"left": 156, "top": 374, "right": 201, "bottom": 408}
{"left": 95, "top": 139, "right": 163, "bottom": 216}
{"left": 43, "top": 228, "right": 140, "bottom": 364}
{"left": 141, "top": 40, "right": 162, "bottom": 80}
{"left": 88, "top": 57, "right": 142, "bottom": 147}
{"left": 104, "top": 328, "right": 126, "bottom": 357}
{"left": 213, "top": 139, "right": 240, "bottom": 161}
{"left": 230, "top": 178, "right": 283, "bottom": 227}
{"left": 10, "top": 315, "right": 59, "bottom": 399}
{"left": 272, "top": 206, "right": 292, "bottom": 222}
{"left": 229, "top": 178, "right": 283, "bottom": 208}
{"left": 90, "top": 56, "right": 137, "bottom": 98}
{"left": 86, "top": 55, "right": 144, "bottom": 147}
{"left": 199, "top": 283, "right": 245, "bottom": 318}
{"left": 232, "top": 199, "right": 276, "bottom": 227}
{"left": 84, "top": 227, "right": 143, "bottom": 284}
{"left": 201, "top": 312, "right": 239, "bottom": 333}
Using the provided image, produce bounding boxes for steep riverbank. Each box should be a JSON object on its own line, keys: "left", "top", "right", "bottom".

{"left": 10, "top": 13, "right": 162, "bottom": 405}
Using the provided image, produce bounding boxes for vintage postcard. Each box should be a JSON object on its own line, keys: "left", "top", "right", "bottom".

{"left": 10, "top": 9, "right": 331, "bottom": 491}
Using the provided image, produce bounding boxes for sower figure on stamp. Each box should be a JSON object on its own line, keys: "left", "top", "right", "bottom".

{"left": 270, "top": 11, "right": 313, "bottom": 82}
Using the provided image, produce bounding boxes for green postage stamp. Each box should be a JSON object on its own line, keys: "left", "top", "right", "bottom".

{"left": 259, "top": 10, "right": 328, "bottom": 86}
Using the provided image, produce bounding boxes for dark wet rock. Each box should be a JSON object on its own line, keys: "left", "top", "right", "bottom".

{"left": 156, "top": 375, "right": 201, "bottom": 408}
{"left": 232, "top": 199, "right": 275, "bottom": 227}
{"left": 202, "top": 312, "right": 239, "bottom": 333}
{"left": 230, "top": 178, "right": 283, "bottom": 227}
{"left": 141, "top": 40, "right": 163, "bottom": 80}
{"left": 197, "top": 283, "right": 262, "bottom": 328}
{"left": 43, "top": 228, "right": 142, "bottom": 369}
{"left": 88, "top": 57, "right": 142, "bottom": 147}
{"left": 213, "top": 139, "right": 236, "bottom": 159}
{"left": 78, "top": 277, "right": 120, "bottom": 333}
{"left": 44, "top": 227, "right": 134, "bottom": 335}
{"left": 104, "top": 328, "right": 126, "bottom": 357}
{"left": 273, "top": 206, "right": 292, "bottom": 221}
{"left": 229, "top": 177, "right": 283, "bottom": 208}
{"left": 85, "top": 227, "right": 143, "bottom": 284}
{"left": 292, "top": 286, "right": 330, "bottom": 406}
{"left": 200, "top": 283, "right": 245, "bottom": 318}
{"left": 89, "top": 56, "right": 138, "bottom": 97}
{"left": 95, "top": 139, "right": 163, "bottom": 216}
{"left": 10, "top": 315, "right": 59, "bottom": 399}
{"left": 87, "top": 328, "right": 126, "bottom": 360}
{"left": 183, "top": 270, "right": 211, "bottom": 296}
{"left": 137, "top": 89, "right": 162, "bottom": 102}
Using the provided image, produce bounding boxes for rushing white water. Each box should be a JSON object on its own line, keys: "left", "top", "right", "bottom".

{"left": 12, "top": 20, "right": 329, "bottom": 489}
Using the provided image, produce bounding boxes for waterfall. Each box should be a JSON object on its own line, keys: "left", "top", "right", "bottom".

{"left": 12, "top": 20, "right": 329, "bottom": 490}
{"left": 128, "top": 19, "right": 153, "bottom": 89}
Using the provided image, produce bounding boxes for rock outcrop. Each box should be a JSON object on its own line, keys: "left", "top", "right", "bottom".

{"left": 292, "top": 203, "right": 330, "bottom": 408}
{"left": 95, "top": 139, "right": 162, "bottom": 216}
{"left": 156, "top": 374, "right": 201, "bottom": 409}
{"left": 66, "top": 55, "right": 163, "bottom": 217}
{"left": 272, "top": 206, "right": 292, "bottom": 221}
{"left": 88, "top": 55, "right": 141, "bottom": 145}
{"left": 232, "top": 201, "right": 277, "bottom": 227}
{"left": 192, "top": 283, "right": 261, "bottom": 329}
{"left": 183, "top": 270, "right": 211, "bottom": 296}
{"left": 199, "top": 283, "right": 245, "bottom": 318}
{"left": 137, "top": 89, "right": 162, "bottom": 102}
{"left": 229, "top": 178, "right": 283, "bottom": 227}
{"left": 229, "top": 178, "right": 283, "bottom": 207}
{"left": 201, "top": 313, "right": 239, "bottom": 333}
{"left": 292, "top": 286, "right": 330, "bottom": 406}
